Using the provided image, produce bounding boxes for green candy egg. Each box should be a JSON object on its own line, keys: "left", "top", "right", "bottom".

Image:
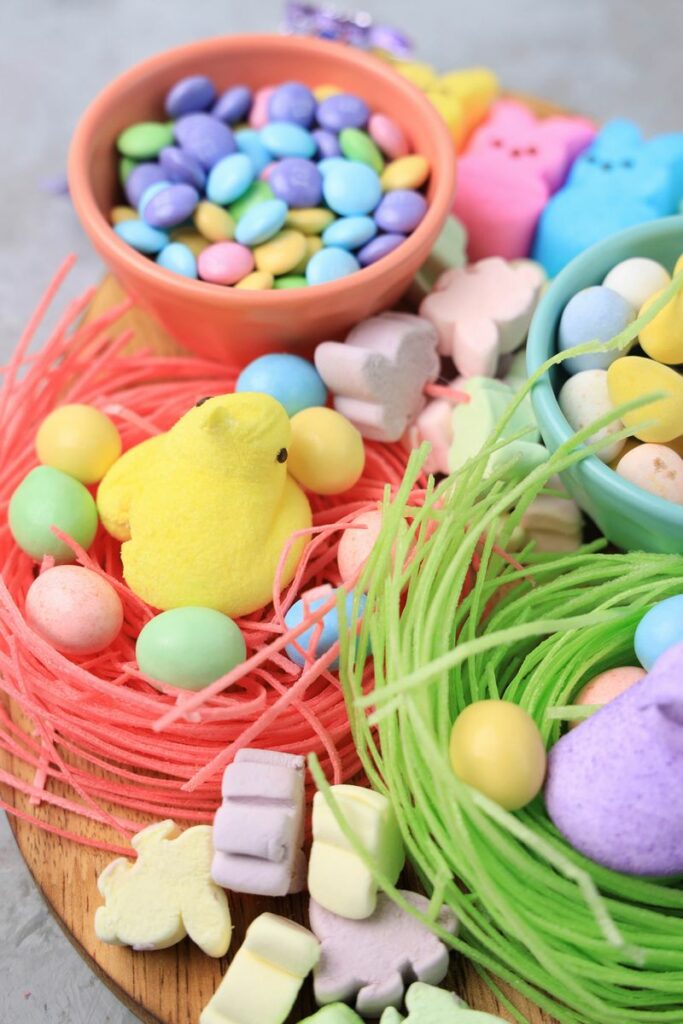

{"left": 118, "top": 156, "right": 138, "bottom": 186}
{"left": 229, "top": 180, "right": 274, "bottom": 222}
{"left": 116, "top": 121, "right": 174, "bottom": 160}
{"left": 339, "top": 128, "right": 385, "bottom": 174}
{"left": 9, "top": 466, "right": 98, "bottom": 563}
{"left": 136, "top": 607, "right": 246, "bottom": 691}
{"left": 273, "top": 275, "right": 308, "bottom": 289}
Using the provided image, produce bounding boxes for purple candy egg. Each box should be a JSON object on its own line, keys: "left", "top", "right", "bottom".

{"left": 374, "top": 189, "right": 428, "bottom": 234}
{"left": 313, "top": 128, "right": 341, "bottom": 159}
{"left": 174, "top": 113, "right": 236, "bottom": 170}
{"left": 159, "top": 146, "right": 206, "bottom": 190}
{"left": 165, "top": 75, "right": 216, "bottom": 118}
{"left": 143, "top": 184, "right": 200, "bottom": 229}
{"left": 316, "top": 93, "right": 369, "bottom": 132}
{"left": 125, "top": 162, "right": 167, "bottom": 207}
{"left": 269, "top": 158, "right": 323, "bottom": 208}
{"left": 212, "top": 85, "right": 253, "bottom": 124}
{"left": 268, "top": 81, "right": 317, "bottom": 128}
{"left": 357, "top": 232, "right": 406, "bottom": 266}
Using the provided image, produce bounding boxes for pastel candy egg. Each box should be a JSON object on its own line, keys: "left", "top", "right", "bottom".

{"left": 156, "top": 241, "right": 198, "bottom": 278}
{"left": 212, "top": 85, "right": 253, "bottom": 124}
{"left": 142, "top": 183, "right": 199, "bottom": 229}
{"left": 269, "top": 157, "right": 322, "bottom": 208}
{"left": 380, "top": 154, "right": 430, "bottom": 191}
{"left": 170, "top": 227, "right": 209, "bottom": 257}
{"left": 114, "top": 219, "right": 169, "bottom": 254}
{"left": 159, "top": 146, "right": 206, "bottom": 190}
{"left": 335, "top": 509, "right": 411, "bottom": 586}
{"left": 357, "top": 233, "right": 406, "bottom": 266}
{"left": 306, "top": 247, "right": 359, "bottom": 286}
{"left": 236, "top": 353, "right": 327, "bottom": 416}
{"left": 558, "top": 369, "right": 624, "bottom": 463}
{"left": 322, "top": 162, "right": 382, "bottom": 217}
{"left": 229, "top": 179, "right": 274, "bottom": 221}
{"left": 260, "top": 122, "right": 316, "bottom": 159}
{"left": 273, "top": 275, "right": 307, "bottom": 289}
{"left": 635, "top": 594, "right": 683, "bottom": 670}
{"left": 268, "top": 81, "right": 316, "bottom": 128}
{"left": 165, "top": 74, "right": 216, "bottom": 118}
{"left": 249, "top": 86, "right": 275, "bottom": 129}
{"left": 117, "top": 121, "right": 174, "bottom": 160}
{"left": 234, "top": 128, "right": 272, "bottom": 175}
{"left": 312, "top": 129, "right": 341, "bottom": 159}
{"left": 616, "top": 443, "right": 683, "bottom": 504}
{"left": 206, "top": 152, "right": 255, "bottom": 204}
{"left": 174, "top": 113, "right": 236, "bottom": 170}
{"left": 284, "top": 585, "right": 366, "bottom": 669}
{"left": 26, "top": 565, "right": 123, "bottom": 656}
{"left": 286, "top": 207, "right": 336, "bottom": 235}
{"left": 110, "top": 205, "right": 138, "bottom": 225}
{"left": 235, "top": 199, "right": 288, "bottom": 246}
{"left": 253, "top": 229, "right": 307, "bottom": 276}
{"left": 136, "top": 607, "right": 246, "bottom": 691}
{"left": 125, "top": 161, "right": 167, "bottom": 207}
{"left": 322, "top": 216, "right": 376, "bottom": 251}
{"left": 373, "top": 189, "right": 427, "bottom": 234}
{"left": 234, "top": 270, "right": 274, "bottom": 290}
{"left": 316, "top": 94, "right": 369, "bottom": 132}
{"left": 197, "top": 241, "right": 254, "bottom": 285}
{"left": 338, "top": 128, "right": 384, "bottom": 173}
{"left": 639, "top": 256, "right": 683, "bottom": 364}
{"left": 288, "top": 407, "right": 365, "bottom": 495}
{"left": 194, "top": 200, "right": 235, "bottom": 242}
{"left": 558, "top": 286, "right": 635, "bottom": 375}
{"left": 368, "top": 113, "right": 409, "bottom": 159}
{"left": 448, "top": 700, "right": 546, "bottom": 811}
{"left": 9, "top": 466, "right": 98, "bottom": 563}
{"left": 602, "top": 257, "right": 671, "bottom": 310}
{"left": 573, "top": 666, "right": 647, "bottom": 721}
{"left": 36, "top": 403, "right": 121, "bottom": 484}
{"left": 607, "top": 356, "right": 683, "bottom": 442}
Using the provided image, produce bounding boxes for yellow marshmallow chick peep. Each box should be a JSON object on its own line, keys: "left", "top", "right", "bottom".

{"left": 97, "top": 393, "right": 311, "bottom": 616}
{"left": 95, "top": 820, "right": 231, "bottom": 956}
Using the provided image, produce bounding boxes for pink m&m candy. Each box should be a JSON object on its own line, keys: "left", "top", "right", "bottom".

{"left": 26, "top": 565, "right": 124, "bottom": 656}
{"left": 198, "top": 241, "right": 254, "bottom": 284}
{"left": 368, "top": 113, "right": 409, "bottom": 159}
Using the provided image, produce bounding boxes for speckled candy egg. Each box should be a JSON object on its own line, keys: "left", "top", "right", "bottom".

{"left": 572, "top": 665, "right": 646, "bottom": 726}
{"left": 26, "top": 566, "right": 123, "bottom": 655}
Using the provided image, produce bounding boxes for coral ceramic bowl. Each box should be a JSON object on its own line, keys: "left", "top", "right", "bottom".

{"left": 527, "top": 215, "right": 683, "bottom": 554}
{"left": 68, "top": 34, "right": 456, "bottom": 364}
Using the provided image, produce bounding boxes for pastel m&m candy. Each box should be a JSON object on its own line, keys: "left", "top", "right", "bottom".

{"left": 156, "top": 241, "right": 198, "bottom": 278}
{"left": 26, "top": 565, "right": 123, "bottom": 656}
{"left": 136, "top": 607, "right": 246, "bottom": 690}
{"left": 9, "top": 466, "right": 98, "bottom": 563}
{"left": 368, "top": 113, "right": 409, "bottom": 159}
{"left": 236, "top": 353, "right": 327, "bottom": 416}
{"left": 306, "top": 247, "right": 359, "bottom": 285}
{"left": 634, "top": 594, "right": 683, "bottom": 670}
{"left": 36, "top": 403, "right": 121, "bottom": 484}
{"left": 253, "top": 229, "right": 306, "bottom": 276}
{"left": 323, "top": 162, "right": 382, "bottom": 216}
{"left": 288, "top": 407, "right": 365, "bottom": 495}
{"left": 206, "top": 152, "right": 255, "bottom": 204}
{"left": 234, "top": 199, "right": 288, "bottom": 246}
{"left": 198, "top": 241, "right": 254, "bottom": 284}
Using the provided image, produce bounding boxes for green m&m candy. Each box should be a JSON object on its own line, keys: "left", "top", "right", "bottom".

{"left": 136, "top": 607, "right": 246, "bottom": 691}
{"left": 116, "top": 121, "right": 174, "bottom": 160}
{"left": 229, "top": 180, "right": 274, "bottom": 222}
{"left": 9, "top": 466, "right": 99, "bottom": 563}
{"left": 339, "top": 128, "right": 385, "bottom": 174}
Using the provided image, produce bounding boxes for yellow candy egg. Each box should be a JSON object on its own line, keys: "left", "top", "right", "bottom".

{"left": 254, "top": 229, "right": 307, "bottom": 277}
{"left": 639, "top": 256, "right": 683, "bottom": 364}
{"left": 170, "top": 227, "right": 209, "bottom": 257}
{"left": 286, "top": 207, "right": 336, "bottom": 235}
{"left": 110, "top": 205, "right": 138, "bottom": 224}
{"left": 36, "top": 404, "right": 122, "bottom": 485}
{"left": 607, "top": 356, "right": 683, "bottom": 442}
{"left": 380, "top": 154, "right": 430, "bottom": 192}
{"left": 194, "top": 200, "right": 236, "bottom": 242}
{"left": 288, "top": 407, "right": 365, "bottom": 495}
{"left": 234, "top": 270, "right": 274, "bottom": 290}
{"left": 449, "top": 700, "right": 547, "bottom": 811}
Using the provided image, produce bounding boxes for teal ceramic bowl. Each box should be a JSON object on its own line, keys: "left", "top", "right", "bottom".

{"left": 527, "top": 215, "right": 683, "bottom": 553}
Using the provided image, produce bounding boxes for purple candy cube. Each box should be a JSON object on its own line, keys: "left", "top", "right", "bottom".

{"left": 268, "top": 81, "right": 317, "bottom": 128}
{"left": 159, "top": 146, "right": 206, "bottom": 190}
{"left": 142, "top": 183, "right": 199, "bottom": 229}
{"left": 124, "top": 162, "right": 167, "bottom": 208}
{"left": 269, "top": 157, "right": 323, "bottom": 208}
{"left": 174, "top": 113, "right": 236, "bottom": 170}
{"left": 357, "top": 232, "right": 406, "bottom": 266}
{"left": 316, "top": 93, "right": 369, "bottom": 132}
{"left": 374, "top": 189, "right": 427, "bottom": 234}
{"left": 165, "top": 74, "right": 216, "bottom": 118}
{"left": 212, "top": 85, "right": 253, "bottom": 124}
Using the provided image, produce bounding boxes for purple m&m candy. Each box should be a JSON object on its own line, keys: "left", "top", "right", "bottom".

{"left": 268, "top": 82, "right": 316, "bottom": 128}
{"left": 316, "top": 93, "right": 369, "bottom": 131}
{"left": 159, "top": 146, "right": 206, "bottom": 190}
{"left": 269, "top": 158, "right": 323, "bottom": 208}
{"left": 125, "top": 162, "right": 167, "bottom": 207}
{"left": 143, "top": 184, "right": 200, "bottom": 229}
{"left": 174, "top": 113, "right": 236, "bottom": 170}
{"left": 213, "top": 85, "right": 253, "bottom": 124}
{"left": 374, "top": 189, "right": 427, "bottom": 234}
{"left": 357, "top": 232, "right": 406, "bottom": 266}
{"left": 165, "top": 75, "right": 216, "bottom": 118}
{"left": 312, "top": 129, "right": 341, "bottom": 159}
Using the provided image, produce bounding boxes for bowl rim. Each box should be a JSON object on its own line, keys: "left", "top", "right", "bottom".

{"left": 68, "top": 33, "right": 456, "bottom": 308}
{"left": 527, "top": 213, "right": 683, "bottom": 527}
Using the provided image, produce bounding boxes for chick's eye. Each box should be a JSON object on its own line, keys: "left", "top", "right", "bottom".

{"left": 195, "top": 396, "right": 211, "bottom": 407}
{"left": 276, "top": 448, "right": 288, "bottom": 463}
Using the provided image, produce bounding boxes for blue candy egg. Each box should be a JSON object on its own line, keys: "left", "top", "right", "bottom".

{"left": 322, "top": 160, "right": 382, "bottom": 216}
{"left": 234, "top": 129, "right": 272, "bottom": 175}
{"left": 235, "top": 199, "right": 289, "bottom": 246}
{"left": 284, "top": 588, "right": 367, "bottom": 669}
{"left": 156, "top": 242, "right": 198, "bottom": 278}
{"left": 236, "top": 353, "right": 327, "bottom": 416}
{"left": 206, "top": 152, "right": 255, "bottom": 205}
{"left": 306, "top": 247, "right": 360, "bottom": 286}
{"left": 558, "top": 286, "right": 636, "bottom": 375}
{"left": 260, "top": 122, "right": 317, "bottom": 159}
{"left": 322, "top": 215, "right": 377, "bottom": 251}
{"left": 634, "top": 594, "right": 683, "bottom": 671}
{"left": 114, "top": 219, "right": 169, "bottom": 254}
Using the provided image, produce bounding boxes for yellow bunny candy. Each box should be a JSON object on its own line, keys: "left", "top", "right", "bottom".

{"left": 97, "top": 393, "right": 311, "bottom": 616}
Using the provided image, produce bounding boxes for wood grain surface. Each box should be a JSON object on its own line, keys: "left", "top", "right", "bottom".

{"left": 4, "top": 90, "right": 570, "bottom": 1021}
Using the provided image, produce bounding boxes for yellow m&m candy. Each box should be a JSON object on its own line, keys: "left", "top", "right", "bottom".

{"left": 36, "top": 404, "right": 121, "bottom": 485}
{"left": 380, "top": 155, "right": 430, "bottom": 192}
{"left": 253, "top": 229, "right": 307, "bottom": 277}
{"left": 449, "top": 700, "right": 547, "bottom": 811}
{"left": 288, "top": 407, "right": 365, "bottom": 495}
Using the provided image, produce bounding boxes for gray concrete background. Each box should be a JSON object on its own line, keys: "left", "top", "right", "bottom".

{"left": 0, "top": 1, "right": 679, "bottom": 1021}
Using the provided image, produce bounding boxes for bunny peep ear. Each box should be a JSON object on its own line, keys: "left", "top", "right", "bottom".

{"left": 594, "top": 119, "right": 644, "bottom": 155}
{"left": 541, "top": 116, "right": 597, "bottom": 159}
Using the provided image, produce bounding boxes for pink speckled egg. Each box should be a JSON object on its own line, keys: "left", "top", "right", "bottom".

{"left": 572, "top": 665, "right": 646, "bottom": 726}
{"left": 337, "top": 509, "right": 385, "bottom": 584}
{"left": 25, "top": 565, "right": 124, "bottom": 656}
